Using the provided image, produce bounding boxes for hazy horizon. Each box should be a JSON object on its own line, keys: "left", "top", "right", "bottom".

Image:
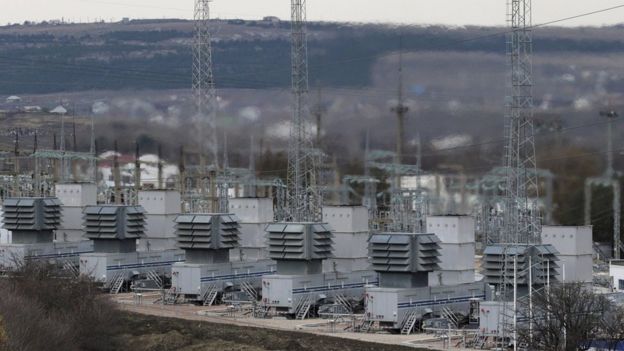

{"left": 3, "top": 1, "right": 624, "bottom": 28}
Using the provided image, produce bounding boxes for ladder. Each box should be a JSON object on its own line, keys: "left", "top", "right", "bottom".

{"left": 295, "top": 296, "right": 312, "bottom": 320}
{"left": 401, "top": 311, "right": 419, "bottom": 335}
{"left": 62, "top": 260, "right": 79, "bottom": 278}
{"left": 240, "top": 281, "right": 258, "bottom": 301}
{"left": 201, "top": 285, "right": 219, "bottom": 306}
{"left": 441, "top": 307, "right": 460, "bottom": 328}
{"left": 145, "top": 270, "right": 163, "bottom": 289}
{"left": 109, "top": 272, "right": 125, "bottom": 294}
{"left": 333, "top": 293, "right": 352, "bottom": 313}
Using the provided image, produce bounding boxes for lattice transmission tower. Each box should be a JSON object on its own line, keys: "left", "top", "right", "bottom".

{"left": 502, "top": 0, "right": 540, "bottom": 245}
{"left": 193, "top": 0, "right": 219, "bottom": 172}
{"left": 286, "top": 0, "right": 321, "bottom": 222}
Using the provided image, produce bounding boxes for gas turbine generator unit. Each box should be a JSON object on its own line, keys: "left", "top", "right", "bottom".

{"left": 0, "top": 197, "right": 93, "bottom": 270}
{"left": 261, "top": 222, "right": 378, "bottom": 319}
{"left": 79, "top": 205, "right": 184, "bottom": 293}
{"left": 171, "top": 213, "right": 275, "bottom": 305}
{"left": 364, "top": 231, "right": 492, "bottom": 333}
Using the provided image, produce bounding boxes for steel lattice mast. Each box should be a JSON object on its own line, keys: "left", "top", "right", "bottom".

{"left": 193, "top": 0, "right": 219, "bottom": 171}
{"left": 503, "top": 0, "right": 540, "bottom": 245}
{"left": 286, "top": 0, "right": 321, "bottom": 222}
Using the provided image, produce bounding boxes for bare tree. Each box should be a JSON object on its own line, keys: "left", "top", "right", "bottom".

{"left": 0, "top": 261, "right": 120, "bottom": 351}
{"left": 519, "top": 282, "right": 611, "bottom": 351}
{"left": 600, "top": 305, "right": 624, "bottom": 351}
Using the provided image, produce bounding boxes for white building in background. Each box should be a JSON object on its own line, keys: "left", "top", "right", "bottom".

{"left": 610, "top": 260, "right": 624, "bottom": 292}
{"left": 5, "top": 96, "right": 21, "bottom": 103}
{"left": 98, "top": 152, "right": 179, "bottom": 189}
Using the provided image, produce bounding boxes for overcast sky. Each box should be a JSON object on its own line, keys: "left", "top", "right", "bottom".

{"left": 3, "top": 0, "right": 624, "bottom": 27}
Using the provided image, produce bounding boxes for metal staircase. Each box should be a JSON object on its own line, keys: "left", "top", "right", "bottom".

{"left": 441, "top": 307, "right": 460, "bottom": 328}
{"left": 295, "top": 295, "right": 313, "bottom": 320}
{"left": 333, "top": 293, "right": 352, "bottom": 313}
{"left": 62, "top": 260, "right": 79, "bottom": 278}
{"left": 240, "top": 281, "right": 258, "bottom": 301}
{"left": 401, "top": 311, "right": 419, "bottom": 335}
{"left": 359, "top": 319, "right": 375, "bottom": 333}
{"left": 109, "top": 272, "right": 125, "bottom": 294}
{"left": 145, "top": 270, "right": 163, "bottom": 289}
{"left": 255, "top": 305, "right": 271, "bottom": 319}
{"left": 162, "top": 287, "right": 180, "bottom": 305}
{"left": 201, "top": 284, "right": 219, "bottom": 306}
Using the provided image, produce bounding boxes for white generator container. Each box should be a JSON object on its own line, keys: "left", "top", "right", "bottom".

{"left": 366, "top": 282, "right": 491, "bottom": 329}
{"left": 80, "top": 249, "right": 185, "bottom": 283}
{"left": 172, "top": 259, "right": 276, "bottom": 298}
{"left": 261, "top": 271, "right": 378, "bottom": 313}
{"left": 0, "top": 240, "right": 94, "bottom": 269}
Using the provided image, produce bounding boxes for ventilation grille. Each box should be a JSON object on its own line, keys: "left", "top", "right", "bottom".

{"left": 3, "top": 197, "right": 62, "bottom": 231}
{"left": 482, "top": 244, "right": 559, "bottom": 285}
{"left": 266, "top": 223, "right": 334, "bottom": 261}
{"left": 370, "top": 233, "right": 441, "bottom": 273}
{"left": 83, "top": 205, "right": 145, "bottom": 240}
{"left": 175, "top": 214, "right": 240, "bottom": 250}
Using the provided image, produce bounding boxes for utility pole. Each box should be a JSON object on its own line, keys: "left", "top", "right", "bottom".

{"left": 113, "top": 140, "right": 121, "bottom": 204}
{"left": 247, "top": 135, "right": 257, "bottom": 198}
{"left": 134, "top": 142, "right": 141, "bottom": 205}
{"left": 286, "top": 0, "right": 321, "bottom": 222}
{"left": 391, "top": 38, "right": 408, "bottom": 166}
{"left": 313, "top": 84, "right": 326, "bottom": 147}
{"left": 60, "top": 112, "right": 66, "bottom": 182}
{"left": 71, "top": 115, "right": 78, "bottom": 181}
{"left": 178, "top": 146, "right": 186, "bottom": 212}
{"left": 13, "top": 130, "right": 19, "bottom": 197}
{"left": 157, "top": 144, "right": 163, "bottom": 190}
{"left": 585, "top": 109, "right": 621, "bottom": 259}
{"left": 90, "top": 114, "right": 96, "bottom": 183}
{"left": 34, "top": 130, "right": 40, "bottom": 197}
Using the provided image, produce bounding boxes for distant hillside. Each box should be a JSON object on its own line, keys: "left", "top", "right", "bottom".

{"left": 2, "top": 19, "right": 624, "bottom": 95}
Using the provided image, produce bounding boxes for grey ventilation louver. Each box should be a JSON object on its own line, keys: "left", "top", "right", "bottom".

{"left": 370, "top": 233, "right": 441, "bottom": 273}
{"left": 83, "top": 205, "right": 145, "bottom": 240}
{"left": 482, "top": 244, "right": 559, "bottom": 285}
{"left": 266, "top": 223, "right": 334, "bottom": 261}
{"left": 174, "top": 214, "right": 240, "bottom": 250}
{"left": 3, "top": 197, "right": 62, "bottom": 231}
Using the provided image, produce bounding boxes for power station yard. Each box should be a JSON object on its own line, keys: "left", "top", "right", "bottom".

{"left": 113, "top": 293, "right": 462, "bottom": 350}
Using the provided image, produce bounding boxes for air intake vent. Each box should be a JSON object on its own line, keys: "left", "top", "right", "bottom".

{"left": 482, "top": 244, "right": 559, "bottom": 285}
{"left": 174, "top": 214, "right": 240, "bottom": 250}
{"left": 266, "top": 223, "right": 334, "bottom": 261}
{"left": 369, "top": 233, "right": 441, "bottom": 273}
{"left": 83, "top": 205, "right": 145, "bottom": 240}
{"left": 2, "top": 197, "right": 62, "bottom": 231}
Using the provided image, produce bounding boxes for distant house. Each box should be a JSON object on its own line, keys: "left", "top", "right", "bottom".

{"left": 262, "top": 16, "right": 280, "bottom": 23}
{"left": 50, "top": 105, "right": 68, "bottom": 115}
{"left": 5, "top": 95, "right": 21, "bottom": 103}
{"left": 22, "top": 106, "right": 42, "bottom": 113}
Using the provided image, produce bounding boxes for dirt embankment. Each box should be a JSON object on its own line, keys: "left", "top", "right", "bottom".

{"left": 110, "top": 312, "right": 419, "bottom": 351}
